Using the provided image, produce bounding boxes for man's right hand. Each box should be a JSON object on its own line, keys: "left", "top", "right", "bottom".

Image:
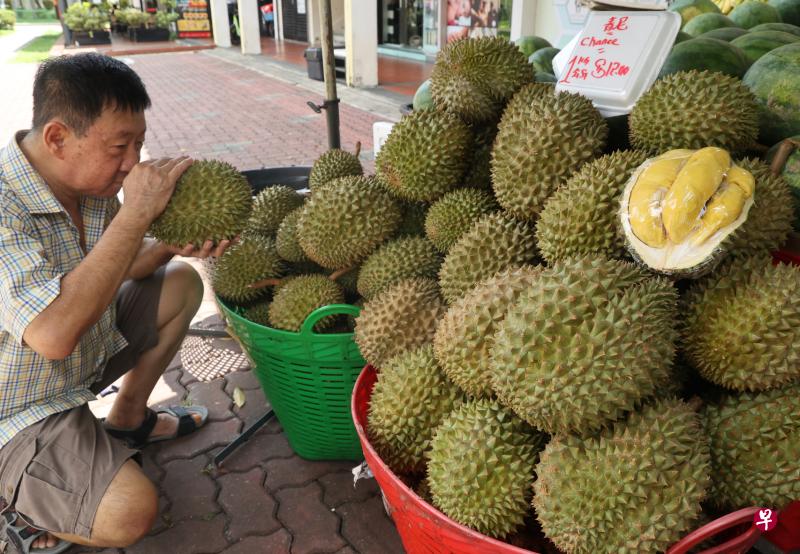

{"left": 120, "top": 157, "right": 193, "bottom": 223}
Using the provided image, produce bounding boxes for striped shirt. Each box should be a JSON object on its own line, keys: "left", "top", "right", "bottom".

{"left": 0, "top": 131, "right": 128, "bottom": 447}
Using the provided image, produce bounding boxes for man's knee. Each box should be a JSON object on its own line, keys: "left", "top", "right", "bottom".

{"left": 164, "top": 261, "right": 204, "bottom": 315}
{"left": 92, "top": 460, "right": 158, "bottom": 547}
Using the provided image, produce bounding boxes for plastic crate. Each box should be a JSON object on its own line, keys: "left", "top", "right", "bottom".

{"left": 218, "top": 298, "right": 365, "bottom": 460}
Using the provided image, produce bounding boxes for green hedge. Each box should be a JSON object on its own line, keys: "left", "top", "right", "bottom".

{"left": 14, "top": 8, "right": 58, "bottom": 21}
{"left": 0, "top": 8, "right": 16, "bottom": 28}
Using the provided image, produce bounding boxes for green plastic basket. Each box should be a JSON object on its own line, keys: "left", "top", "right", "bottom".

{"left": 217, "top": 296, "right": 365, "bottom": 461}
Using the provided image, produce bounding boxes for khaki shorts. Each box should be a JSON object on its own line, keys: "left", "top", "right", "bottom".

{"left": 0, "top": 267, "right": 164, "bottom": 538}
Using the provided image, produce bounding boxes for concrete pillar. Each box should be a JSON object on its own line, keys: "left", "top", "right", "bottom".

{"left": 275, "top": 0, "right": 284, "bottom": 40}
{"left": 238, "top": 0, "right": 262, "bottom": 54}
{"left": 344, "top": 0, "right": 378, "bottom": 87}
{"left": 510, "top": 0, "right": 537, "bottom": 42}
{"left": 307, "top": 0, "right": 321, "bottom": 45}
{"left": 210, "top": 0, "right": 231, "bottom": 47}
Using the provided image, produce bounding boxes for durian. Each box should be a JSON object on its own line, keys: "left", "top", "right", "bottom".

{"left": 490, "top": 256, "right": 678, "bottom": 435}
{"left": 212, "top": 235, "right": 285, "bottom": 303}
{"left": 534, "top": 398, "right": 711, "bottom": 554}
{"left": 434, "top": 266, "right": 542, "bottom": 398}
{"left": 150, "top": 159, "right": 252, "bottom": 246}
{"left": 430, "top": 37, "right": 533, "bottom": 125}
{"left": 463, "top": 124, "right": 498, "bottom": 190}
{"left": 438, "top": 212, "right": 538, "bottom": 303}
{"left": 308, "top": 146, "right": 363, "bottom": 190}
{"left": 275, "top": 207, "right": 309, "bottom": 263}
{"left": 536, "top": 150, "right": 648, "bottom": 264}
{"left": 376, "top": 110, "right": 472, "bottom": 202}
{"left": 242, "top": 299, "right": 271, "bottom": 326}
{"left": 424, "top": 188, "right": 499, "bottom": 253}
{"left": 427, "top": 399, "right": 547, "bottom": 538}
{"left": 704, "top": 385, "right": 800, "bottom": 509}
{"left": 354, "top": 278, "right": 446, "bottom": 368}
{"left": 356, "top": 237, "right": 443, "bottom": 300}
{"left": 267, "top": 274, "right": 345, "bottom": 332}
{"left": 492, "top": 86, "right": 608, "bottom": 220}
{"left": 395, "top": 201, "right": 429, "bottom": 237}
{"left": 682, "top": 256, "right": 800, "bottom": 391}
{"left": 297, "top": 176, "right": 402, "bottom": 269}
{"left": 629, "top": 70, "right": 759, "bottom": 154}
{"left": 247, "top": 185, "right": 304, "bottom": 236}
{"left": 367, "top": 345, "right": 465, "bottom": 474}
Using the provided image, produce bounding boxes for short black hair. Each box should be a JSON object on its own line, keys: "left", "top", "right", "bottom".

{"left": 32, "top": 53, "right": 151, "bottom": 136}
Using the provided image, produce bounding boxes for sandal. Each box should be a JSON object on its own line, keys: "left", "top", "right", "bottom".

{"left": 0, "top": 511, "right": 72, "bottom": 554}
{"left": 103, "top": 405, "right": 209, "bottom": 449}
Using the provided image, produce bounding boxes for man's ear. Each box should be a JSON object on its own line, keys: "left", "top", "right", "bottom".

{"left": 41, "top": 120, "right": 71, "bottom": 159}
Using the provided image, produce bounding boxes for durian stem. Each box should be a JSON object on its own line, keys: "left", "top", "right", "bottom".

{"left": 770, "top": 139, "right": 800, "bottom": 177}
{"left": 354, "top": 141, "right": 362, "bottom": 159}
{"left": 248, "top": 278, "right": 283, "bottom": 289}
{"left": 328, "top": 266, "right": 354, "bottom": 281}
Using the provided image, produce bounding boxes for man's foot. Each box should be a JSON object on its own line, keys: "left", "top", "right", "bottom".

{"left": 1, "top": 512, "right": 72, "bottom": 553}
{"left": 31, "top": 532, "right": 58, "bottom": 550}
{"left": 103, "top": 406, "right": 208, "bottom": 449}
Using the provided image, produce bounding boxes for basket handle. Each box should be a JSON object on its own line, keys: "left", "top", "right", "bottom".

{"left": 299, "top": 303, "right": 361, "bottom": 335}
{"left": 666, "top": 507, "right": 765, "bottom": 554}
{"left": 770, "top": 138, "right": 799, "bottom": 177}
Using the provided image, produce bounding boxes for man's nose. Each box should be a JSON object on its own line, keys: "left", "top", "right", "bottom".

{"left": 120, "top": 143, "right": 141, "bottom": 172}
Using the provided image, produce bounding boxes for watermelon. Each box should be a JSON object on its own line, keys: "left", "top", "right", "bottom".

{"left": 684, "top": 12, "right": 740, "bottom": 35}
{"left": 700, "top": 26, "right": 750, "bottom": 39}
{"left": 659, "top": 37, "right": 752, "bottom": 77}
{"left": 534, "top": 72, "right": 557, "bottom": 83}
{"left": 743, "top": 43, "right": 800, "bottom": 145}
{"left": 516, "top": 36, "right": 552, "bottom": 58}
{"left": 529, "top": 47, "right": 559, "bottom": 74}
{"left": 732, "top": 30, "right": 800, "bottom": 62}
{"left": 675, "top": 30, "right": 694, "bottom": 43}
{"left": 750, "top": 21, "right": 800, "bottom": 34}
{"left": 769, "top": 0, "right": 800, "bottom": 25}
{"left": 670, "top": 0, "right": 722, "bottom": 26}
{"left": 729, "top": 1, "right": 783, "bottom": 28}
{"left": 412, "top": 79, "right": 433, "bottom": 111}
{"left": 766, "top": 137, "right": 800, "bottom": 229}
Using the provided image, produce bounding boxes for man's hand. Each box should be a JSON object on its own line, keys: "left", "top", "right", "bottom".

{"left": 121, "top": 157, "right": 193, "bottom": 223}
{"left": 162, "top": 239, "right": 234, "bottom": 259}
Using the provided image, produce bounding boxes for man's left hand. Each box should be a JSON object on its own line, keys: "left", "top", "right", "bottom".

{"left": 163, "top": 239, "right": 234, "bottom": 259}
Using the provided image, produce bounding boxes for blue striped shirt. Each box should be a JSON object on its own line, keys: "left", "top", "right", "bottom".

{"left": 0, "top": 132, "right": 128, "bottom": 447}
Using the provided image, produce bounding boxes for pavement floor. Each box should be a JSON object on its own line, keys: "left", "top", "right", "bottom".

{"left": 1, "top": 26, "right": 414, "bottom": 554}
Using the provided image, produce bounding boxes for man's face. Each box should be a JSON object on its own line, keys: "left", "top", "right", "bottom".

{"left": 61, "top": 106, "right": 147, "bottom": 197}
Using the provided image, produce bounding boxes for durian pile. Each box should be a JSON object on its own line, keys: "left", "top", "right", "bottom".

{"left": 153, "top": 35, "right": 800, "bottom": 554}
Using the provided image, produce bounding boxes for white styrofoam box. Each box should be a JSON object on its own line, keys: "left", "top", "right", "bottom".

{"left": 373, "top": 121, "right": 395, "bottom": 157}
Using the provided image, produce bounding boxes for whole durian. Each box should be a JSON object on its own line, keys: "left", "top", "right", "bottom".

{"left": 297, "top": 176, "right": 402, "bottom": 269}
{"left": 376, "top": 110, "right": 472, "bottom": 202}
{"left": 395, "top": 201, "right": 429, "bottom": 237}
{"left": 267, "top": 274, "right": 345, "bottom": 332}
{"left": 704, "top": 385, "right": 800, "bottom": 509}
{"left": 424, "top": 188, "right": 499, "bottom": 253}
{"left": 308, "top": 147, "right": 363, "bottom": 190}
{"left": 629, "top": 70, "right": 759, "bottom": 154}
{"left": 490, "top": 256, "right": 678, "bottom": 435}
{"left": 247, "top": 185, "right": 304, "bottom": 236}
{"left": 367, "top": 345, "right": 465, "bottom": 474}
{"left": 463, "top": 124, "right": 498, "bottom": 190}
{"left": 438, "top": 212, "right": 538, "bottom": 303}
{"left": 150, "top": 159, "right": 252, "bottom": 246}
{"left": 427, "top": 399, "right": 547, "bottom": 538}
{"left": 682, "top": 256, "right": 800, "bottom": 391}
{"left": 430, "top": 37, "right": 533, "bottom": 125}
{"left": 354, "top": 278, "right": 446, "bottom": 368}
{"left": 534, "top": 398, "right": 711, "bottom": 554}
{"left": 536, "top": 150, "right": 648, "bottom": 264}
{"left": 212, "top": 235, "right": 285, "bottom": 303}
{"left": 492, "top": 85, "right": 608, "bottom": 220}
{"left": 275, "top": 207, "right": 309, "bottom": 263}
{"left": 242, "top": 299, "right": 271, "bottom": 326}
{"left": 434, "top": 266, "right": 542, "bottom": 398}
{"left": 356, "top": 237, "right": 443, "bottom": 301}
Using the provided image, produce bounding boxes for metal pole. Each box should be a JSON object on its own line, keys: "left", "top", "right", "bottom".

{"left": 318, "top": 0, "right": 340, "bottom": 149}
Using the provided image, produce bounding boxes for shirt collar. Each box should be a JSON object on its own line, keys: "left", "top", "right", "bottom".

{"left": 0, "top": 131, "right": 66, "bottom": 215}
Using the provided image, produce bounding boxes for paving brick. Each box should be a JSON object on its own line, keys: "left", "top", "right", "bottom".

{"left": 178, "top": 366, "right": 199, "bottom": 388}
{"left": 124, "top": 515, "right": 229, "bottom": 554}
{"left": 141, "top": 448, "right": 165, "bottom": 484}
{"left": 217, "top": 468, "right": 281, "bottom": 541}
{"left": 218, "top": 530, "right": 292, "bottom": 554}
{"left": 319, "top": 471, "right": 380, "bottom": 508}
{"left": 149, "top": 494, "right": 172, "bottom": 536}
{"left": 275, "top": 482, "right": 346, "bottom": 554}
{"left": 334, "top": 548, "right": 359, "bottom": 554}
{"left": 66, "top": 548, "right": 120, "bottom": 553}
{"left": 223, "top": 369, "right": 262, "bottom": 394}
{"left": 337, "top": 496, "right": 404, "bottom": 554}
{"left": 148, "top": 370, "right": 187, "bottom": 412}
{"left": 160, "top": 456, "right": 219, "bottom": 521}
{"left": 156, "top": 418, "right": 242, "bottom": 463}
{"left": 232, "top": 387, "right": 271, "bottom": 427}
{"left": 214, "top": 426, "right": 295, "bottom": 473}
{"left": 265, "top": 456, "right": 354, "bottom": 490}
{"left": 186, "top": 379, "right": 234, "bottom": 422}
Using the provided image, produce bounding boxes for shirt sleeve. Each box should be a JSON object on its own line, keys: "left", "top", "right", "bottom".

{"left": 0, "top": 207, "right": 63, "bottom": 345}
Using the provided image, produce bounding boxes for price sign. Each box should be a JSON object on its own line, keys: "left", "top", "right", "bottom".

{"left": 555, "top": 10, "right": 680, "bottom": 117}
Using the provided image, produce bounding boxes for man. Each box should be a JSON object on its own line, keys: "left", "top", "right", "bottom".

{"left": 0, "top": 53, "right": 231, "bottom": 552}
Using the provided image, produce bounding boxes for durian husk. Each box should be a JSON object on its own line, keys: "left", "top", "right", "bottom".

{"left": 308, "top": 148, "right": 363, "bottom": 190}
{"left": 395, "top": 201, "right": 429, "bottom": 238}
{"left": 267, "top": 274, "right": 345, "bottom": 332}
{"left": 356, "top": 237, "right": 443, "bottom": 301}
{"left": 247, "top": 185, "right": 305, "bottom": 236}
{"left": 424, "top": 188, "right": 499, "bottom": 253}
{"left": 275, "top": 207, "right": 309, "bottom": 263}
{"left": 242, "top": 299, "right": 271, "bottom": 327}
{"left": 534, "top": 398, "right": 711, "bottom": 554}
{"left": 212, "top": 235, "right": 285, "bottom": 304}
{"left": 629, "top": 70, "right": 759, "bottom": 154}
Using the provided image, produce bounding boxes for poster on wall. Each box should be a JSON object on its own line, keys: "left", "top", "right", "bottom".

{"left": 175, "top": 0, "right": 211, "bottom": 38}
{"left": 446, "top": 0, "right": 497, "bottom": 42}
{"left": 297, "top": 0, "right": 306, "bottom": 15}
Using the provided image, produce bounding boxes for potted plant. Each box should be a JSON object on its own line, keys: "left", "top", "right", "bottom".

{"left": 111, "top": 3, "right": 134, "bottom": 33}
{"left": 63, "top": 2, "right": 111, "bottom": 45}
{"left": 127, "top": 8, "right": 176, "bottom": 41}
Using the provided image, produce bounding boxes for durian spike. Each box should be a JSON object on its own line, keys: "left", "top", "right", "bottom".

{"left": 247, "top": 277, "right": 283, "bottom": 289}
{"left": 771, "top": 138, "right": 800, "bottom": 177}
{"left": 328, "top": 265, "right": 355, "bottom": 282}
